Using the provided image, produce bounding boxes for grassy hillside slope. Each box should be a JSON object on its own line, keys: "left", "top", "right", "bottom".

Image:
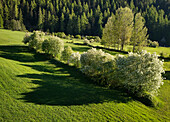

{"left": 0, "top": 29, "right": 170, "bottom": 121}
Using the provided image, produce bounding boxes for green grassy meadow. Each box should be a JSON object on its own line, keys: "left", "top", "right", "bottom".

{"left": 0, "top": 29, "right": 170, "bottom": 121}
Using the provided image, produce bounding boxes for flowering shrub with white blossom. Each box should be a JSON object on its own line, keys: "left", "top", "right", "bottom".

{"left": 115, "top": 50, "right": 164, "bottom": 96}
{"left": 83, "top": 39, "right": 90, "bottom": 45}
{"left": 22, "top": 31, "right": 45, "bottom": 52}
{"left": 80, "top": 48, "right": 115, "bottom": 85}
{"left": 69, "top": 52, "right": 81, "bottom": 68}
{"left": 22, "top": 32, "right": 31, "bottom": 44}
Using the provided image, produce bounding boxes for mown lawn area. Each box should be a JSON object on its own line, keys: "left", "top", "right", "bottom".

{"left": 0, "top": 29, "right": 170, "bottom": 121}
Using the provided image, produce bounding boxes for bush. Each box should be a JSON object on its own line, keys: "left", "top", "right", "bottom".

{"left": 160, "top": 52, "right": 168, "bottom": 58}
{"left": 75, "top": 35, "right": 81, "bottom": 39}
{"left": 80, "top": 48, "right": 114, "bottom": 85}
{"left": 114, "top": 50, "right": 164, "bottom": 96}
{"left": 61, "top": 46, "right": 73, "bottom": 63}
{"left": 70, "top": 35, "right": 74, "bottom": 39}
{"left": 139, "top": 92, "right": 164, "bottom": 107}
{"left": 55, "top": 32, "right": 66, "bottom": 38}
{"left": 69, "top": 52, "right": 81, "bottom": 68}
{"left": 89, "top": 39, "right": 94, "bottom": 43}
{"left": 27, "top": 31, "right": 45, "bottom": 51}
{"left": 84, "top": 39, "right": 90, "bottom": 45}
{"left": 42, "top": 39, "right": 50, "bottom": 54}
{"left": 46, "top": 36, "right": 64, "bottom": 58}
{"left": 86, "top": 36, "right": 95, "bottom": 40}
{"left": 149, "top": 41, "right": 159, "bottom": 48}
{"left": 94, "top": 36, "right": 101, "bottom": 42}
{"left": 22, "top": 32, "right": 31, "bottom": 44}
{"left": 65, "top": 35, "right": 70, "bottom": 40}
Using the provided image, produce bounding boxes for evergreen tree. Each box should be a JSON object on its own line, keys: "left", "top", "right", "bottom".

{"left": 4, "top": 5, "right": 9, "bottom": 28}
{"left": 66, "top": 14, "right": 73, "bottom": 35}
{"left": 19, "top": 9, "right": 23, "bottom": 23}
{"left": 0, "top": 14, "right": 4, "bottom": 28}
{"left": 75, "top": 16, "right": 81, "bottom": 34}
{"left": 60, "top": 13, "right": 65, "bottom": 32}
{"left": 38, "top": 7, "right": 43, "bottom": 28}
{"left": 81, "top": 12, "right": 89, "bottom": 35}
{"left": 14, "top": 3, "right": 18, "bottom": 19}
{"left": 96, "top": 13, "right": 103, "bottom": 36}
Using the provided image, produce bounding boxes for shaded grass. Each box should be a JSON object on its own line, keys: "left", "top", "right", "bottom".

{"left": 17, "top": 60, "right": 131, "bottom": 106}
{"left": 0, "top": 45, "right": 48, "bottom": 62}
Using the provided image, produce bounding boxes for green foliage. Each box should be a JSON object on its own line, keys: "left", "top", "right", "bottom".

{"left": 94, "top": 36, "right": 101, "bottom": 42}
{"left": 61, "top": 46, "right": 73, "bottom": 63}
{"left": 42, "top": 39, "right": 50, "bottom": 54}
{"left": 131, "top": 13, "right": 148, "bottom": 52}
{"left": 28, "top": 31, "right": 44, "bottom": 51}
{"left": 55, "top": 32, "right": 66, "bottom": 38}
{"left": 0, "top": 14, "right": 4, "bottom": 28}
{"left": 22, "top": 32, "right": 31, "bottom": 44}
{"left": 75, "top": 35, "right": 81, "bottom": 39}
{"left": 140, "top": 92, "right": 164, "bottom": 107}
{"left": 44, "top": 36, "right": 64, "bottom": 58}
{"left": 102, "top": 7, "right": 134, "bottom": 50}
{"left": 0, "top": 0, "right": 169, "bottom": 44}
{"left": 10, "top": 19, "right": 26, "bottom": 31}
{"left": 149, "top": 41, "right": 159, "bottom": 48}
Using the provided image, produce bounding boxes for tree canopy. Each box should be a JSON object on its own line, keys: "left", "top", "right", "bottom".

{"left": 0, "top": 0, "right": 169, "bottom": 45}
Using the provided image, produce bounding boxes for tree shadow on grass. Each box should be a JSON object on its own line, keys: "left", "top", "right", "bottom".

{"left": 18, "top": 60, "right": 132, "bottom": 106}
{"left": 0, "top": 45, "right": 48, "bottom": 62}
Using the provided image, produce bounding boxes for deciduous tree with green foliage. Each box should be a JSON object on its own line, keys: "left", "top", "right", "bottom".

{"left": 131, "top": 13, "right": 148, "bottom": 52}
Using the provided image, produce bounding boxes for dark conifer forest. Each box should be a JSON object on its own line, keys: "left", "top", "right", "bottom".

{"left": 0, "top": 0, "right": 169, "bottom": 45}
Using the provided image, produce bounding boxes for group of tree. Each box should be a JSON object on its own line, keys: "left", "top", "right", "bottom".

{"left": 102, "top": 7, "right": 148, "bottom": 52}
{"left": 0, "top": 0, "right": 169, "bottom": 46}
{"left": 23, "top": 32, "right": 165, "bottom": 107}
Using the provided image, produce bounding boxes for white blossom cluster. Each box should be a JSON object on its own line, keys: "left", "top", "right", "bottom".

{"left": 115, "top": 50, "right": 164, "bottom": 96}
{"left": 22, "top": 31, "right": 45, "bottom": 51}
{"left": 80, "top": 48, "right": 114, "bottom": 84}
{"left": 83, "top": 39, "right": 90, "bottom": 45}
{"left": 69, "top": 52, "right": 81, "bottom": 67}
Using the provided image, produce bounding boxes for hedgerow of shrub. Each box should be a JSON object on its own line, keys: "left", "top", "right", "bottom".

{"left": 23, "top": 32, "right": 164, "bottom": 106}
